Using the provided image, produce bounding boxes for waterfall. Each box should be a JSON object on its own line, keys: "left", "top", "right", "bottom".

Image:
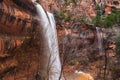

{"left": 96, "top": 27, "right": 104, "bottom": 55}
{"left": 33, "top": 1, "right": 64, "bottom": 80}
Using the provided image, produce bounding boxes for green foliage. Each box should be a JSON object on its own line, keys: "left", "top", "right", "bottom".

{"left": 92, "top": 15, "right": 101, "bottom": 26}
{"left": 59, "top": 11, "right": 66, "bottom": 19}
{"left": 112, "top": 9, "right": 120, "bottom": 22}
{"left": 95, "top": 4, "right": 101, "bottom": 10}
{"left": 64, "top": 0, "right": 76, "bottom": 5}
{"left": 71, "top": 0, "right": 76, "bottom": 4}
{"left": 59, "top": 1, "right": 120, "bottom": 28}
{"left": 115, "top": 36, "right": 120, "bottom": 54}
{"left": 95, "top": 4, "right": 103, "bottom": 15}
{"left": 91, "top": 9, "right": 120, "bottom": 28}
{"left": 59, "top": 10, "right": 74, "bottom": 21}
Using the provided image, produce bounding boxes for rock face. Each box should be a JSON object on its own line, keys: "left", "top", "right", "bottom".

{"left": 0, "top": 0, "right": 38, "bottom": 35}
{"left": 57, "top": 22, "right": 119, "bottom": 80}
{"left": 0, "top": 0, "right": 40, "bottom": 79}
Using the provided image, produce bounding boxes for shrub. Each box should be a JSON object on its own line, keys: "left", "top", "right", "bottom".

{"left": 91, "top": 9, "right": 120, "bottom": 28}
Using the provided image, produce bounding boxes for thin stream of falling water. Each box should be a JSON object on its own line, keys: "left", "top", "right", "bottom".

{"left": 96, "top": 27, "right": 104, "bottom": 55}
{"left": 96, "top": 27, "right": 105, "bottom": 80}
{"left": 33, "top": 1, "right": 64, "bottom": 80}
{"left": 96, "top": 27, "right": 109, "bottom": 80}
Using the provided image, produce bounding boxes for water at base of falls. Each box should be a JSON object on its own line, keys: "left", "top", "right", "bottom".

{"left": 33, "top": 1, "right": 64, "bottom": 80}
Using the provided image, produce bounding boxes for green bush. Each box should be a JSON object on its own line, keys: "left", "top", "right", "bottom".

{"left": 91, "top": 9, "right": 120, "bottom": 28}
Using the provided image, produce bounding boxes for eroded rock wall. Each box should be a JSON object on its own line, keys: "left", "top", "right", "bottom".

{"left": 0, "top": 0, "right": 41, "bottom": 79}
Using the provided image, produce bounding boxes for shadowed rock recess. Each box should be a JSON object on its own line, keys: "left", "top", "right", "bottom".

{"left": 0, "top": 0, "right": 41, "bottom": 79}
